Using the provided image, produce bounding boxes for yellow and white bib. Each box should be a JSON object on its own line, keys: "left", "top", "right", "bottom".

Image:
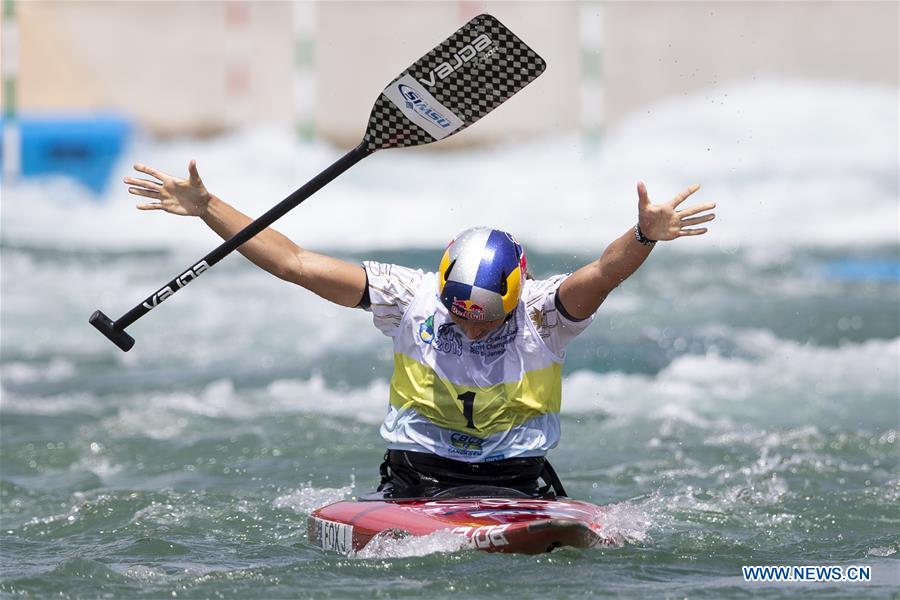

{"left": 362, "top": 261, "right": 592, "bottom": 462}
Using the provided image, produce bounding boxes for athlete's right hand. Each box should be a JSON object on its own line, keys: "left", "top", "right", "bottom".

{"left": 125, "top": 160, "right": 212, "bottom": 217}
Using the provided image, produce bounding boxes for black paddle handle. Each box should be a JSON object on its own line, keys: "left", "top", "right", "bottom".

{"left": 90, "top": 143, "right": 371, "bottom": 352}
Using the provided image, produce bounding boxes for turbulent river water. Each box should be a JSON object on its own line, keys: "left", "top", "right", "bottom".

{"left": 1, "top": 81, "right": 898, "bottom": 598}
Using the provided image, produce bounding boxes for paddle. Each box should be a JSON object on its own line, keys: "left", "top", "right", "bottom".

{"left": 90, "top": 14, "right": 546, "bottom": 351}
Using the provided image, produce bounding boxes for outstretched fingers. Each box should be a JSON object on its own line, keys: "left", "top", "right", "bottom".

{"left": 670, "top": 184, "right": 701, "bottom": 208}
{"left": 123, "top": 176, "right": 162, "bottom": 192}
{"left": 637, "top": 181, "right": 650, "bottom": 209}
{"left": 678, "top": 227, "right": 708, "bottom": 236}
{"left": 678, "top": 202, "right": 716, "bottom": 218}
{"left": 127, "top": 185, "right": 160, "bottom": 198}
{"left": 676, "top": 207, "right": 715, "bottom": 237}
{"left": 680, "top": 213, "right": 716, "bottom": 227}
{"left": 187, "top": 159, "right": 203, "bottom": 186}
{"left": 133, "top": 163, "right": 168, "bottom": 181}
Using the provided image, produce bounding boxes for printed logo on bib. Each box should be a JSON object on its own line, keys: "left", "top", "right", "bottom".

{"left": 470, "top": 319, "right": 518, "bottom": 360}
{"left": 419, "top": 314, "right": 435, "bottom": 344}
{"left": 435, "top": 323, "right": 463, "bottom": 356}
{"left": 449, "top": 432, "right": 485, "bottom": 457}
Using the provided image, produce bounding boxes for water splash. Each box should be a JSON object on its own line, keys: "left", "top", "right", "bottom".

{"left": 273, "top": 482, "right": 355, "bottom": 514}
{"left": 354, "top": 529, "right": 471, "bottom": 559}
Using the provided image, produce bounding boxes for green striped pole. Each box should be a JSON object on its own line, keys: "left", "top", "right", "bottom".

{"left": 293, "top": 1, "right": 315, "bottom": 140}
{"left": 2, "top": 0, "right": 20, "bottom": 180}
{"left": 579, "top": 2, "right": 604, "bottom": 147}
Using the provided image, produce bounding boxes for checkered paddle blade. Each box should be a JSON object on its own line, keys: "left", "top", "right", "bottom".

{"left": 363, "top": 14, "right": 546, "bottom": 152}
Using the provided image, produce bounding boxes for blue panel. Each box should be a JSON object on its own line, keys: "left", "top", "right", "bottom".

{"left": 1, "top": 113, "right": 132, "bottom": 195}
{"left": 822, "top": 259, "right": 900, "bottom": 282}
{"left": 440, "top": 280, "right": 474, "bottom": 304}
{"left": 473, "top": 229, "right": 521, "bottom": 293}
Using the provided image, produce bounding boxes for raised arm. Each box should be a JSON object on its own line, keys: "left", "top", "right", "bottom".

{"left": 557, "top": 181, "right": 715, "bottom": 319}
{"left": 124, "top": 161, "right": 366, "bottom": 307}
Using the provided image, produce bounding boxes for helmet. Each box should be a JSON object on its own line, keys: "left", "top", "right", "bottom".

{"left": 438, "top": 227, "right": 527, "bottom": 321}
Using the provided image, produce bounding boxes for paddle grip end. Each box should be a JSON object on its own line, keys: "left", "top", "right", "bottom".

{"left": 89, "top": 310, "right": 135, "bottom": 352}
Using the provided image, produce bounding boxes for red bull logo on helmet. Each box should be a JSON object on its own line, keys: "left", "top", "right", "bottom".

{"left": 451, "top": 299, "right": 485, "bottom": 321}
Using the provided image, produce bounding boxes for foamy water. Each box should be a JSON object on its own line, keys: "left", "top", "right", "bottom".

{"left": 3, "top": 80, "right": 897, "bottom": 253}
{"left": 1, "top": 80, "right": 897, "bottom": 598}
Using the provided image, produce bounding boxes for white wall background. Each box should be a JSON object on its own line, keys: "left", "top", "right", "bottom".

{"left": 3, "top": 1, "right": 896, "bottom": 141}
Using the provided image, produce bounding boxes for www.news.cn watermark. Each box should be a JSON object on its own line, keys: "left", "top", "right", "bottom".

{"left": 742, "top": 565, "right": 872, "bottom": 583}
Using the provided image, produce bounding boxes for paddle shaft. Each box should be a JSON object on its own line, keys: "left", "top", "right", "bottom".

{"left": 91, "top": 14, "right": 546, "bottom": 351}
{"left": 114, "top": 143, "right": 370, "bottom": 332}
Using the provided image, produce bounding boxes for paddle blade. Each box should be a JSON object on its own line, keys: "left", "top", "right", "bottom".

{"left": 363, "top": 14, "right": 546, "bottom": 151}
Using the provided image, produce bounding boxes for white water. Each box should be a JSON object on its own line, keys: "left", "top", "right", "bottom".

{"left": 2, "top": 80, "right": 897, "bottom": 254}
{"left": 1, "top": 78, "right": 898, "bottom": 596}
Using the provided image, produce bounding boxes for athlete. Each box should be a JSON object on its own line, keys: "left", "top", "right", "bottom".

{"left": 124, "top": 160, "right": 716, "bottom": 498}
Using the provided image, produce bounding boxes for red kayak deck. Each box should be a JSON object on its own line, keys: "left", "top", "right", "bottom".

{"left": 308, "top": 497, "right": 614, "bottom": 555}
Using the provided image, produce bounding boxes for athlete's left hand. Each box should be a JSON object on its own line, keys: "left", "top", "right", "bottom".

{"left": 636, "top": 181, "right": 716, "bottom": 242}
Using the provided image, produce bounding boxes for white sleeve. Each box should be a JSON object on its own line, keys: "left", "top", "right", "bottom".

{"left": 360, "top": 261, "right": 425, "bottom": 338}
{"left": 522, "top": 274, "right": 594, "bottom": 356}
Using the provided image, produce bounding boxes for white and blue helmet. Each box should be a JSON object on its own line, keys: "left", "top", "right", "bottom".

{"left": 438, "top": 227, "right": 527, "bottom": 321}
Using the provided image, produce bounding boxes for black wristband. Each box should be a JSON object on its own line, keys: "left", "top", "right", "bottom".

{"left": 634, "top": 224, "right": 657, "bottom": 247}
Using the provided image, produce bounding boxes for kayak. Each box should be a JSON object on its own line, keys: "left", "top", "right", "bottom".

{"left": 308, "top": 485, "right": 616, "bottom": 555}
